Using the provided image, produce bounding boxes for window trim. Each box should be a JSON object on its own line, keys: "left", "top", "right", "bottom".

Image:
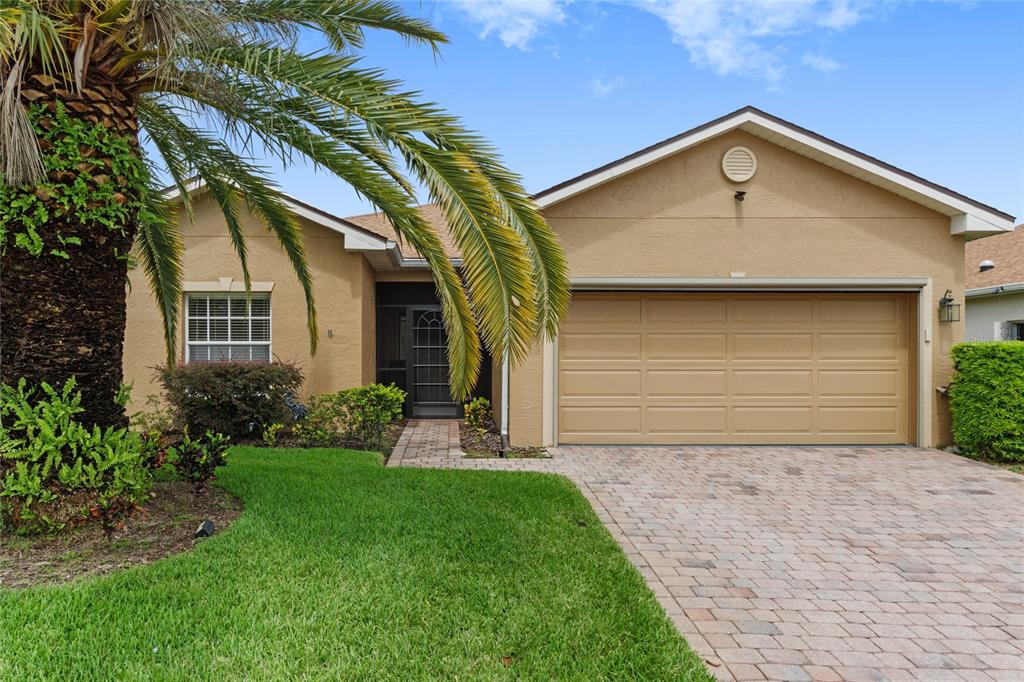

{"left": 184, "top": 292, "right": 273, "bottom": 363}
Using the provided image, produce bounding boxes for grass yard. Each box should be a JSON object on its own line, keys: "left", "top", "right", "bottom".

{"left": 0, "top": 448, "right": 710, "bottom": 680}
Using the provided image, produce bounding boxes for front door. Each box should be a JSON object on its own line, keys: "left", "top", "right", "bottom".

{"left": 409, "top": 307, "right": 458, "bottom": 417}
{"left": 376, "top": 282, "right": 490, "bottom": 419}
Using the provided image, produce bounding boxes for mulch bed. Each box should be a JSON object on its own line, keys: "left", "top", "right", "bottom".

{"left": 459, "top": 420, "right": 549, "bottom": 459}
{"left": 0, "top": 481, "right": 241, "bottom": 590}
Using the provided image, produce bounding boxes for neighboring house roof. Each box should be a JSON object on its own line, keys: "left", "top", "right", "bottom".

{"left": 533, "top": 106, "right": 1016, "bottom": 236}
{"left": 343, "top": 204, "right": 460, "bottom": 260}
{"left": 966, "top": 225, "right": 1024, "bottom": 297}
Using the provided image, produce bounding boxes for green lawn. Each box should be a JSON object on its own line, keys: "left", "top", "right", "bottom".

{"left": 0, "top": 448, "right": 710, "bottom": 680}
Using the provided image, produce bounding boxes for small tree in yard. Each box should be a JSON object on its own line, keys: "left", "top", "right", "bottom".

{"left": 0, "top": 1, "right": 569, "bottom": 429}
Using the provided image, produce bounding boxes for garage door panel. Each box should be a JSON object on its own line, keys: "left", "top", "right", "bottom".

{"left": 567, "top": 297, "right": 640, "bottom": 324}
{"left": 732, "top": 407, "right": 814, "bottom": 434}
{"left": 559, "top": 406, "right": 641, "bottom": 436}
{"left": 819, "top": 333, "right": 899, "bottom": 360}
{"left": 560, "top": 333, "right": 641, "bottom": 360}
{"left": 818, "top": 297, "right": 898, "bottom": 324}
{"left": 819, "top": 406, "right": 900, "bottom": 434}
{"left": 733, "top": 370, "right": 813, "bottom": 397}
{"left": 648, "top": 333, "right": 727, "bottom": 360}
{"left": 647, "top": 297, "right": 727, "bottom": 324}
{"left": 733, "top": 333, "right": 814, "bottom": 360}
{"left": 647, "top": 370, "right": 727, "bottom": 397}
{"left": 819, "top": 369, "right": 900, "bottom": 397}
{"left": 732, "top": 297, "right": 813, "bottom": 323}
{"left": 647, "top": 406, "right": 727, "bottom": 434}
{"left": 560, "top": 370, "right": 641, "bottom": 398}
{"left": 558, "top": 292, "right": 913, "bottom": 445}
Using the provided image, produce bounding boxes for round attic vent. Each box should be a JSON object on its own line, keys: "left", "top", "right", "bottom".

{"left": 722, "top": 146, "right": 757, "bottom": 183}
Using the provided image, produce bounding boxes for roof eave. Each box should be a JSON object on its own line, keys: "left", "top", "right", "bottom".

{"left": 966, "top": 282, "right": 1024, "bottom": 298}
{"left": 533, "top": 106, "right": 1016, "bottom": 235}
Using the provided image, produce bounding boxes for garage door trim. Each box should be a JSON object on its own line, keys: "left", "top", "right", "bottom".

{"left": 540, "top": 277, "right": 934, "bottom": 447}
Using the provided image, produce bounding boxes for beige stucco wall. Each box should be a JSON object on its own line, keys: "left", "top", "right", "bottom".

{"left": 123, "top": 192, "right": 376, "bottom": 410}
{"left": 510, "top": 129, "right": 964, "bottom": 447}
{"left": 361, "top": 262, "right": 377, "bottom": 384}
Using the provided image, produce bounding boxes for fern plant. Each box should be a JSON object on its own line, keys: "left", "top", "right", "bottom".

{"left": 0, "top": 377, "right": 154, "bottom": 534}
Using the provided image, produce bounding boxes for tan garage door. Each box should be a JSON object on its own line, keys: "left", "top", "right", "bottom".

{"left": 557, "top": 292, "right": 915, "bottom": 445}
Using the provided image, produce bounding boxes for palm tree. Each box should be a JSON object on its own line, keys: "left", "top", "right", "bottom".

{"left": 0, "top": 0, "right": 569, "bottom": 427}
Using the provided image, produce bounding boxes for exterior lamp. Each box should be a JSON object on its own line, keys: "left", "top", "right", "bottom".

{"left": 938, "top": 289, "right": 960, "bottom": 323}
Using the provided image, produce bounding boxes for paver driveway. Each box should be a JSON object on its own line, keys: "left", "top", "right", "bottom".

{"left": 392, "top": 421, "right": 1024, "bottom": 681}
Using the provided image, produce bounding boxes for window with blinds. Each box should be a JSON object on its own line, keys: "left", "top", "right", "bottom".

{"left": 186, "top": 293, "right": 271, "bottom": 362}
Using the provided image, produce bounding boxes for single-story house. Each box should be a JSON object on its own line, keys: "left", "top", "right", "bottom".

{"left": 964, "top": 225, "right": 1024, "bottom": 340}
{"left": 124, "top": 106, "right": 1017, "bottom": 448}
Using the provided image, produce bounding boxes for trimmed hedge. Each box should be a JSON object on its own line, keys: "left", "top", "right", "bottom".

{"left": 949, "top": 342, "right": 1024, "bottom": 462}
{"left": 160, "top": 362, "right": 303, "bottom": 439}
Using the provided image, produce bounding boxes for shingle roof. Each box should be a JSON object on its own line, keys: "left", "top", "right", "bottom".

{"left": 342, "top": 204, "right": 459, "bottom": 260}
{"left": 966, "top": 225, "right": 1024, "bottom": 289}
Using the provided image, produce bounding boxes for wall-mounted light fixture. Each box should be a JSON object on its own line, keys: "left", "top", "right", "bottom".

{"left": 938, "top": 289, "right": 960, "bottom": 323}
{"left": 734, "top": 191, "right": 746, "bottom": 202}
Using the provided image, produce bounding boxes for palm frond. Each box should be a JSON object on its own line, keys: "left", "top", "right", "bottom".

{"left": 0, "top": 60, "right": 43, "bottom": 183}
{"left": 178, "top": 43, "right": 551, "bottom": 363}
{"left": 139, "top": 98, "right": 318, "bottom": 351}
{"left": 1, "top": 0, "right": 571, "bottom": 397}
{"left": 134, "top": 190, "right": 183, "bottom": 367}
{"left": 224, "top": 0, "right": 447, "bottom": 53}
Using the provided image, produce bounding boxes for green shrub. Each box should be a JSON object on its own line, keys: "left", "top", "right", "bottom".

{"left": 262, "top": 422, "right": 285, "bottom": 447}
{"left": 342, "top": 384, "right": 406, "bottom": 450}
{"left": 167, "top": 431, "right": 231, "bottom": 492}
{"left": 160, "top": 362, "right": 303, "bottom": 439}
{"left": 949, "top": 342, "right": 1024, "bottom": 462}
{"left": 294, "top": 384, "right": 405, "bottom": 451}
{"left": 0, "top": 378, "right": 154, "bottom": 535}
{"left": 464, "top": 397, "right": 493, "bottom": 432}
{"left": 293, "top": 393, "right": 348, "bottom": 447}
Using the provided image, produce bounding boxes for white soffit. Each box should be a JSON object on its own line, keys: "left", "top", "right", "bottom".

{"left": 534, "top": 107, "right": 1015, "bottom": 236}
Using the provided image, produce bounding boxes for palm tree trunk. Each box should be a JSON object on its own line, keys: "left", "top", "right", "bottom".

{"left": 1, "top": 79, "right": 140, "bottom": 428}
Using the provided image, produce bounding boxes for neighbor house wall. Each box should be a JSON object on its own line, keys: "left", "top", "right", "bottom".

{"left": 965, "top": 292, "right": 1024, "bottom": 340}
{"left": 509, "top": 129, "right": 964, "bottom": 448}
{"left": 124, "top": 192, "right": 375, "bottom": 410}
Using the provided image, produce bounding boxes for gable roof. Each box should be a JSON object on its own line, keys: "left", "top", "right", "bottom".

{"left": 343, "top": 204, "right": 460, "bottom": 259}
{"left": 966, "top": 225, "right": 1024, "bottom": 294}
{"left": 533, "top": 106, "right": 1016, "bottom": 236}
{"left": 162, "top": 177, "right": 393, "bottom": 252}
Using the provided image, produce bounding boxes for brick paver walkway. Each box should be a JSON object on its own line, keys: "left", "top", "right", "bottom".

{"left": 392, "top": 420, "right": 1024, "bottom": 681}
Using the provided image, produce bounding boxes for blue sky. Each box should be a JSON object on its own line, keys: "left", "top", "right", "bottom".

{"left": 270, "top": 0, "right": 1024, "bottom": 221}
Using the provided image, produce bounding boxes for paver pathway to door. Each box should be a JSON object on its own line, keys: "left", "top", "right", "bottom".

{"left": 391, "top": 420, "right": 1024, "bottom": 681}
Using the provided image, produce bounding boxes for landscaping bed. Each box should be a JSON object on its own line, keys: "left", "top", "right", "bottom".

{"left": 459, "top": 397, "right": 548, "bottom": 459}
{"left": 458, "top": 419, "right": 548, "bottom": 458}
{"left": 273, "top": 418, "right": 406, "bottom": 462}
{"left": 0, "top": 448, "right": 708, "bottom": 680}
{"left": 0, "top": 479, "right": 241, "bottom": 589}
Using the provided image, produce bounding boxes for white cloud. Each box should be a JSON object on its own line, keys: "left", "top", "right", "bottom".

{"left": 450, "top": 0, "right": 566, "bottom": 50}
{"left": 589, "top": 76, "right": 627, "bottom": 97}
{"left": 449, "top": 0, "right": 876, "bottom": 81}
{"left": 801, "top": 52, "right": 842, "bottom": 72}
{"left": 636, "top": 0, "right": 872, "bottom": 82}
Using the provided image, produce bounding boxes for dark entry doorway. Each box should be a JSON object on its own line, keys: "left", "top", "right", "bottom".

{"left": 376, "top": 283, "right": 491, "bottom": 418}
